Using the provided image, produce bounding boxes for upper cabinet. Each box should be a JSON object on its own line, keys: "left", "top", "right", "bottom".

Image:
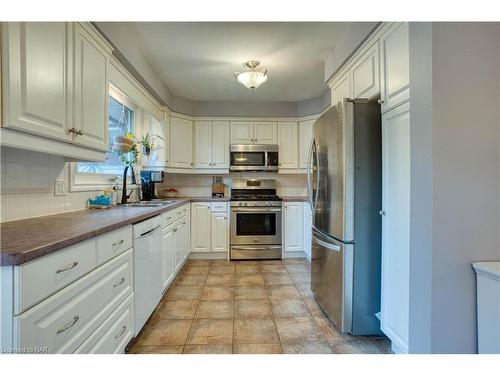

{"left": 169, "top": 117, "right": 193, "bottom": 169}
{"left": 351, "top": 41, "right": 380, "bottom": 100}
{"left": 194, "top": 120, "right": 229, "bottom": 170}
{"left": 2, "top": 23, "right": 72, "bottom": 142}
{"left": 299, "top": 120, "right": 314, "bottom": 169}
{"left": 331, "top": 71, "right": 352, "bottom": 106}
{"left": 1, "top": 22, "right": 113, "bottom": 159}
{"left": 278, "top": 122, "right": 299, "bottom": 169}
{"left": 230, "top": 121, "right": 277, "bottom": 145}
{"left": 380, "top": 22, "right": 410, "bottom": 113}
{"left": 72, "top": 23, "right": 109, "bottom": 151}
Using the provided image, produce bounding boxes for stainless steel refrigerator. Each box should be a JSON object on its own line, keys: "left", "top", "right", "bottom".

{"left": 307, "top": 98, "right": 382, "bottom": 335}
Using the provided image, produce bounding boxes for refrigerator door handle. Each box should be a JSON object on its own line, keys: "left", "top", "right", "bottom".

{"left": 306, "top": 137, "right": 314, "bottom": 211}
{"left": 313, "top": 232, "right": 341, "bottom": 252}
{"left": 314, "top": 139, "right": 320, "bottom": 211}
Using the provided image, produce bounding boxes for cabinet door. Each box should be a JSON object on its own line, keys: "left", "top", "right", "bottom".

{"left": 380, "top": 103, "right": 410, "bottom": 353}
{"left": 254, "top": 122, "right": 278, "bottom": 144}
{"left": 278, "top": 122, "right": 299, "bottom": 169}
{"left": 299, "top": 120, "right": 314, "bottom": 169}
{"left": 331, "top": 71, "right": 351, "bottom": 106}
{"left": 180, "top": 219, "right": 190, "bottom": 261}
{"left": 230, "top": 122, "right": 253, "bottom": 144}
{"left": 73, "top": 24, "right": 108, "bottom": 151}
{"left": 174, "top": 223, "right": 183, "bottom": 273}
{"left": 211, "top": 212, "right": 229, "bottom": 253}
{"left": 161, "top": 226, "right": 175, "bottom": 290}
{"left": 194, "top": 121, "right": 213, "bottom": 168}
{"left": 170, "top": 117, "right": 193, "bottom": 168}
{"left": 303, "top": 202, "right": 313, "bottom": 260}
{"left": 380, "top": 22, "right": 409, "bottom": 112}
{"left": 283, "top": 202, "right": 304, "bottom": 252}
{"left": 212, "top": 121, "right": 230, "bottom": 168}
{"left": 351, "top": 41, "right": 380, "bottom": 100}
{"left": 190, "top": 203, "right": 211, "bottom": 253}
{"left": 2, "top": 22, "right": 71, "bottom": 142}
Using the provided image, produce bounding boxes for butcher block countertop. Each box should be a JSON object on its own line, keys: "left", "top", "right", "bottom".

{"left": 0, "top": 200, "right": 190, "bottom": 266}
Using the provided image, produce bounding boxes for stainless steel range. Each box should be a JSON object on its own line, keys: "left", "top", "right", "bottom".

{"left": 230, "top": 179, "right": 282, "bottom": 260}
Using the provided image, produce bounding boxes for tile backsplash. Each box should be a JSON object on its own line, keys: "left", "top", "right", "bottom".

{"left": 0, "top": 146, "right": 102, "bottom": 223}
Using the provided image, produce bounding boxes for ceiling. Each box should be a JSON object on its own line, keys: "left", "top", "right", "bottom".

{"left": 122, "top": 22, "right": 349, "bottom": 102}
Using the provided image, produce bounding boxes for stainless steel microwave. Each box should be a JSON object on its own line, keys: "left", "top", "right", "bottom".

{"left": 230, "top": 144, "right": 279, "bottom": 172}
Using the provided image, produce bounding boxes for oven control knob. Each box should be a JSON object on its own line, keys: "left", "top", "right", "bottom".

{"left": 243, "top": 202, "right": 248, "bottom": 207}
{"left": 238, "top": 202, "right": 243, "bottom": 207}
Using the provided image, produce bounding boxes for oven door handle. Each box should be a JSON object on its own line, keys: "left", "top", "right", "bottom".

{"left": 231, "top": 245, "right": 283, "bottom": 251}
{"left": 231, "top": 208, "right": 282, "bottom": 213}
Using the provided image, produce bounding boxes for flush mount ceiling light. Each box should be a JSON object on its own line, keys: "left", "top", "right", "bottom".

{"left": 234, "top": 61, "right": 268, "bottom": 90}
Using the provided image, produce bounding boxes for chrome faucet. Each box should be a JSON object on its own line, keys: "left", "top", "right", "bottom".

{"left": 121, "top": 165, "right": 137, "bottom": 204}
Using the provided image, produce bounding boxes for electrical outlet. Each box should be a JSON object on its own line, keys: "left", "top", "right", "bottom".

{"left": 54, "top": 179, "right": 67, "bottom": 196}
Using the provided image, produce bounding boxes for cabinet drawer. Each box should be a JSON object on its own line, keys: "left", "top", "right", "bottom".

{"left": 14, "top": 249, "right": 133, "bottom": 354}
{"left": 96, "top": 225, "right": 133, "bottom": 265}
{"left": 74, "top": 293, "right": 134, "bottom": 354}
{"left": 211, "top": 202, "right": 228, "bottom": 212}
{"left": 162, "top": 209, "right": 176, "bottom": 228}
{"left": 14, "top": 239, "right": 97, "bottom": 314}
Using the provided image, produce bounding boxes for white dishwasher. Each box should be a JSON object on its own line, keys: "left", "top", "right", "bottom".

{"left": 133, "top": 215, "right": 162, "bottom": 335}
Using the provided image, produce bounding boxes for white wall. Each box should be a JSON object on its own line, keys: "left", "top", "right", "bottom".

{"left": 409, "top": 22, "right": 500, "bottom": 353}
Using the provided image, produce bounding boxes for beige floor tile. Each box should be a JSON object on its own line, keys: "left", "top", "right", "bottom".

{"left": 209, "top": 265, "right": 235, "bottom": 275}
{"left": 371, "top": 337, "right": 393, "bottom": 354}
{"left": 233, "top": 343, "right": 283, "bottom": 354}
{"left": 270, "top": 298, "right": 311, "bottom": 318}
{"left": 235, "top": 265, "right": 261, "bottom": 274}
{"left": 235, "top": 285, "right": 268, "bottom": 300}
{"left": 182, "top": 266, "right": 211, "bottom": 275}
{"left": 284, "top": 258, "right": 308, "bottom": 265}
{"left": 295, "top": 283, "right": 314, "bottom": 298}
{"left": 282, "top": 340, "right": 333, "bottom": 354}
{"left": 211, "top": 259, "right": 235, "bottom": 266}
{"left": 266, "top": 285, "right": 302, "bottom": 300}
{"left": 260, "top": 260, "right": 285, "bottom": 265}
{"left": 275, "top": 316, "right": 324, "bottom": 344}
{"left": 130, "top": 345, "right": 184, "bottom": 354}
{"left": 234, "top": 299, "right": 272, "bottom": 318}
{"left": 206, "top": 274, "right": 234, "bottom": 286}
{"left": 234, "top": 318, "right": 280, "bottom": 344}
{"left": 285, "top": 263, "right": 311, "bottom": 274}
{"left": 158, "top": 299, "right": 199, "bottom": 319}
{"left": 312, "top": 315, "right": 353, "bottom": 345}
{"left": 263, "top": 273, "right": 294, "bottom": 285}
{"left": 290, "top": 273, "right": 311, "bottom": 284}
{"left": 260, "top": 264, "right": 288, "bottom": 274}
{"left": 182, "top": 344, "right": 232, "bottom": 354}
{"left": 166, "top": 286, "right": 203, "bottom": 300}
{"left": 195, "top": 300, "right": 234, "bottom": 318}
{"left": 235, "top": 274, "right": 265, "bottom": 286}
{"left": 135, "top": 319, "right": 192, "bottom": 346}
{"left": 186, "top": 319, "right": 233, "bottom": 345}
{"left": 233, "top": 260, "right": 261, "bottom": 266}
{"left": 330, "top": 339, "right": 384, "bottom": 354}
{"left": 187, "top": 259, "right": 213, "bottom": 267}
{"left": 173, "top": 273, "right": 207, "bottom": 286}
{"left": 303, "top": 298, "right": 324, "bottom": 316}
{"left": 201, "top": 286, "right": 234, "bottom": 300}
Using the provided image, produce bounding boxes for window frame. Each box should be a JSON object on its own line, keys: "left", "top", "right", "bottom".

{"left": 70, "top": 85, "right": 140, "bottom": 192}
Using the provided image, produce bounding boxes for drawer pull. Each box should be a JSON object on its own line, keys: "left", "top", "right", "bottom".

{"left": 56, "top": 315, "right": 79, "bottom": 334}
{"left": 167, "top": 216, "right": 172, "bottom": 220}
{"left": 56, "top": 261, "right": 79, "bottom": 274}
{"left": 115, "top": 325, "right": 127, "bottom": 340}
{"left": 113, "top": 277, "right": 126, "bottom": 288}
{"left": 112, "top": 239, "right": 124, "bottom": 247}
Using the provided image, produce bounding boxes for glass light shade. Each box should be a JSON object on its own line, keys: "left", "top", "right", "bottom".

{"left": 236, "top": 71, "right": 268, "bottom": 89}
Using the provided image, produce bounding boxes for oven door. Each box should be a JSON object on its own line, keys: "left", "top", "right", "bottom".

{"left": 230, "top": 207, "right": 282, "bottom": 245}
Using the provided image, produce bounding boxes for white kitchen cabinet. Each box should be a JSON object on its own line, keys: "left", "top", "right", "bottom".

{"left": 380, "top": 102, "right": 410, "bottom": 353}
{"left": 230, "top": 121, "right": 254, "bottom": 144}
{"left": 161, "top": 226, "right": 175, "bottom": 291}
{"left": 1, "top": 22, "right": 72, "bottom": 142}
{"left": 380, "top": 22, "right": 409, "bottom": 112}
{"left": 169, "top": 117, "right": 193, "bottom": 169}
{"left": 303, "top": 202, "right": 313, "bottom": 260}
{"left": 173, "top": 222, "right": 183, "bottom": 273}
{"left": 283, "top": 202, "right": 304, "bottom": 253}
{"left": 180, "top": 218, "right": 190, "bottom": 262}
{"left": 331, "top": 71, "right": 351, "bottom": 106}
{"left": 211, "top": 212, "right": 229, "bottom": 253}
{"left": 194, "top": 120, "right": 229, "bottom": 169}
{"left": 254, "top": 122, "right": 278, "bottom": 144}
{"left": 72, "top": 23, "right": 109, "bottom": 151}
{"left": 278, "top": 122, "right": 299, "bottom": 169}
{"left": 190, "top": 203, "right": 211, "bottom": 253}
{"left": 299, "top": 120, "right": 314, "bottom": 169}
{"left": 351, "top": 41, "right": 380, "bottom": 100}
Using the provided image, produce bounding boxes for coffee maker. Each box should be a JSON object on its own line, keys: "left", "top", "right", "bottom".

{"left": 140, "top": 170, "right": 165, "bottom": 201}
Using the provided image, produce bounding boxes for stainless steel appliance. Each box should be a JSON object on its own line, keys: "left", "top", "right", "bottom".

{"left": 230, "top": 144, "right": 279, "bottom": 172}
{"left": 230, "top": 179, "right": 282, "bottom": 259}
{"left": 308, "top": 98, "right": 382, "bottom": 335}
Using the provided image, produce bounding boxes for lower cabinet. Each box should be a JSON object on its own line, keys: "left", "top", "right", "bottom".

{"left": 283, "top": 201, "right": 304, "bottom": 253}
{"left": 190, "top": 202, "right": 229, "bottom": 254}
{"left": 211, "top": 212, "right": 229, "bottom": 253}
{"left": 161, "top": 225, "right": 176, "bottom": 291}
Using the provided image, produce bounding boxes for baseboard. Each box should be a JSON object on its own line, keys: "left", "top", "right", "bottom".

{"left": 189, "top": 252, "right": 229, "bottom": 260}
{"left": 284, "top": 251, "right": 307, "bottom": 259}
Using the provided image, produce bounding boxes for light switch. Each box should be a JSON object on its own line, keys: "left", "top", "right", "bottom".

{"left": 54, "top": 179, "right": 66, "bottom": 196}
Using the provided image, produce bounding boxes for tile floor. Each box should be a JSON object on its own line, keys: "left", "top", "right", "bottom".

{"left": 128, "top": 258, "right": 392, "bottom": 354}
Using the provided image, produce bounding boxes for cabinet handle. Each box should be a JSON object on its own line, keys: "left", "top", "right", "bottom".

{"left": 115, "top": 325, "right": 127, "bottom": 340}
{"left": 173, "top": 228, "right": 178, "bottom": 232}
{"left": 113, "top": 277, "right": 126, "bottom": 288}
{"left": 377, "top": 99, "right": 384, "bottom": 104}
{"left": 224, "top": 216, "right": 227, "bottom": 220}
{"left": 56, "top": 261, "right": 78, "bottom": 274}
{"left": 112, "top": 239, "right": 124, "bottom": 247}
{"left": 167, "top": 216, "right": 172, "bottom": 220}
{"left": 190, "top": 163, "right": 193, "bottom": 166}
{"left": 68, "top": 128, "right": 77, "bottom": 134}
{"left": 56, "top": 315, "right": 79, "bottom": 334}
{"left": 76, "top": 129, "right": 83, "bottom": 136}
{"left": 379, "top": 210, "right": 386, "bottom": 216}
